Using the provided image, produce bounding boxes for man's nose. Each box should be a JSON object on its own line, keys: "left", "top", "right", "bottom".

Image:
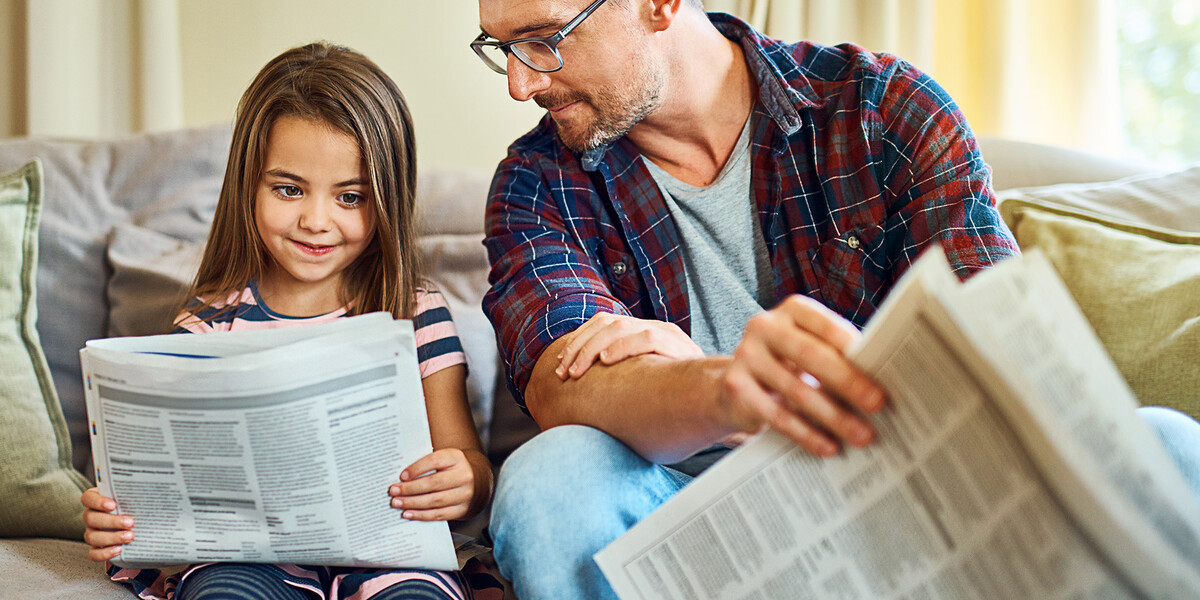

{"left": 507, "top": 54, "right": 551, "bottom": 102}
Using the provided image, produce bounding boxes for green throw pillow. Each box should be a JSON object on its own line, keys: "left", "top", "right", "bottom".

{"left": 0, "top": 160, "right": 89, "bottom": 539}
{"left": 1000, "top": 198, "right": 1200, "bottom": 420}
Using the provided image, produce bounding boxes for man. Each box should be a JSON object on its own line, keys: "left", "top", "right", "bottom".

{"left": 473, "top": 0, "right": 1020, "bottom": 597}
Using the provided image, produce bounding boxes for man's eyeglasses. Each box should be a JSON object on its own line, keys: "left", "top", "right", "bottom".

{"left": 471, "top": 0, "right": 609, "bottom": 74}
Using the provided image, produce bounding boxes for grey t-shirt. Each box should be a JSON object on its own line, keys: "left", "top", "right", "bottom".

{"left": 644, "top": 117, "right": 773, "bottom": 475}
{"left": 644, "top": 116, "right": 773, "bottom": 357}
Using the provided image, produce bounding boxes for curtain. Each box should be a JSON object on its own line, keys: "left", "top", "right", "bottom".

{"left": 705, "top": 0, "right": 1122, "bottom": 153}
{"left": 12, "top": 0, "right": 183, "bottom": 138}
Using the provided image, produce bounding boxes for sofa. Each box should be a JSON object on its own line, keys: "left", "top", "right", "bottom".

{"left": 1, "top": 125, "right": 1197, "bottom": 598}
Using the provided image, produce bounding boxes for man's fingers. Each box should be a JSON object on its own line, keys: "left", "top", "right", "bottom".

{"left": 722, "top": 365, "right": 840, "bottom": 457}
{"left": 734, "top": 336, "right": 875, "bottom": 448}
{"left": 555, "top": 314, "right": 613, "bottom": 379}
{"left": 745, "top": 310, "right": 885, "bottom": 414}
{"left": 776, "top": 295, "right": 861, "bottom": 352}
{"left": 565, "top": 320, "right": 632, "bottom": 378}
{"left": 601, "top": 326, "right": 702, "bottom": 365}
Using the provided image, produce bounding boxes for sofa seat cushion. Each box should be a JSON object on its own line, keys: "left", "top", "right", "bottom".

{"left": 0, "top": 160, "right": 90, "bottom": 539}
{"left": 0, "top": 538, "right": 129, "bottom": 599}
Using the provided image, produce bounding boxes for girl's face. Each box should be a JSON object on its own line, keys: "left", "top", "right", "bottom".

{"left": 255, "top": 115, "right": 376, "bottom": 315}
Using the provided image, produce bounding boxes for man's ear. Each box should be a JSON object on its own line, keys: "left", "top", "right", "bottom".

{"left": 645, "top": 0, "right": 685, "bottom": 32}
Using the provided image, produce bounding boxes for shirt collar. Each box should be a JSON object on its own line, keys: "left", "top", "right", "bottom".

{"left": 582, "top": 12, "right": 810, "bottom": 170}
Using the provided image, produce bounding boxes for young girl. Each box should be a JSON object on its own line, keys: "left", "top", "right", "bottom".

{"left": 80, "top": 42, "right": 499, "bottom": 600}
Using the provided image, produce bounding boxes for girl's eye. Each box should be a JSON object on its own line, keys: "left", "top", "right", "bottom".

{"left": 275, "top": 185, "right": 302, "bottom": 198}
{"left": 339, "top": 192, "right": 365, "bottom": 206}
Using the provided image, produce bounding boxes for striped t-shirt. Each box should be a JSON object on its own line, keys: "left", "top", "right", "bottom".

{"left": 105, "top": 283, "right": 501, "bottom": 600}
{"left": 175, "top": 282, "right": 466, "bottom": 379}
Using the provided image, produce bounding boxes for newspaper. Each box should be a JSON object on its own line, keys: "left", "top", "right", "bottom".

{"left": 595, "top": 249, "right": 1200, "bottom": 599}
{"left": 81, "top": 312, "right": 457, "bottom": 571}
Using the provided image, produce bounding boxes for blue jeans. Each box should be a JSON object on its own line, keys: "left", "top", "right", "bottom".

{"left": 491, "top": 409, "right": 1200, "bottom": 600}
{"left": 489, "top": 425, "right": 691, "bottom": 600}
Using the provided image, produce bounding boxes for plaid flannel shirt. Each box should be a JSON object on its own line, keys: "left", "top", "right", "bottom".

{"left": 483, "top": 13, "right": 1020, "bottom": 410}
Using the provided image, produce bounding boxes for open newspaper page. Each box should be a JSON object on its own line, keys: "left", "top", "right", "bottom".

{"left": 937, "top": 251, "right": 1200, "bottom": 595}
{"left": 595, "top": 249, "right": 1200, "bottom": 599}
{"left": 81, "top": 312, "right": 457, "bottom": 571}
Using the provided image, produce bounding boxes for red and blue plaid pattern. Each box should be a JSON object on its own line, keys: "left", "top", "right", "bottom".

{"left": 483, "top": 13, "right": 1020, "bottom": 410}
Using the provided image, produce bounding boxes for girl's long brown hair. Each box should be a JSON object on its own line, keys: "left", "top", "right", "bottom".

{"left": 181, "top": 42, "right": 420, "bottom": 321}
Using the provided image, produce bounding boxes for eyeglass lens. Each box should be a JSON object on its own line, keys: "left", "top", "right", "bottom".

{"left": 477, "top": 40, "right": 561, "bottom": 74}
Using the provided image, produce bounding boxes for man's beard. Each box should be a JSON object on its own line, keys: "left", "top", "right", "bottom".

{"left": 536, "top": 66, "right": 663, "bottom": 153}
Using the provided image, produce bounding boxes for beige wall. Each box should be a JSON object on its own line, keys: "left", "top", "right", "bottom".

{"left": 178, "top": 0, "right": 544, "bottom": 175}
{"left": 0, "top": 0, "right": 27, "bottom": 138}
{"left": 0, "top": 1, "right": 543, "bottom": 175}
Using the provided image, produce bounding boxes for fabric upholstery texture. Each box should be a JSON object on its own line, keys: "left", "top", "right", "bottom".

{"left": 0, "top": 126, "right": 229, "bottom": 477}
{"left": 0, "top": 160, "right": 90, "bottom": 539}
{"left": 1000, "top": 195, "right": 1200, "bottom": 419}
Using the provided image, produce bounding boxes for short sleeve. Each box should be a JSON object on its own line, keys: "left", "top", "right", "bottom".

{"left": 412, "top": 290, "right": 467, "bottom": 379}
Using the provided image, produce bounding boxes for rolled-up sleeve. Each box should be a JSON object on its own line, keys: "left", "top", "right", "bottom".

{"left": 482, "top": 154, "right": 629, "bottom": 411}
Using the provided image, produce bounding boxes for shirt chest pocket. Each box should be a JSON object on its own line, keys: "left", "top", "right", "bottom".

{"left": 805, "top": 224, "right": 885, "bottom": 324}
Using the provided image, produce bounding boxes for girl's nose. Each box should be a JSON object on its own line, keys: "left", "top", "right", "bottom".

{"left": 298, "top": 198, "right": 333, "bottom": 232}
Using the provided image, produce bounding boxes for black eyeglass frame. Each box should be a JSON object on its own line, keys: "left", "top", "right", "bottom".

{"left": 471, "top": 0, "right": 610, "bottom": 74}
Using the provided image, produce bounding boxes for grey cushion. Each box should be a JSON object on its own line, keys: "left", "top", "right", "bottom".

{"left": 0, "top": 160, "right": 89, "bottom": 539}
{"left": 0, "top": 125, "right": 230, "bottom": 476}
{"left": 0, "top": 539, "right": 130, "bottom": 599}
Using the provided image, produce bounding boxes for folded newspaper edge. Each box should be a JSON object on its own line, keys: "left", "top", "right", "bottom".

{"left": 81, "top": 312, "right": 457, "bottom": 571}
{"left": 595, "top": 248, "right": 1200, "bottom": 600}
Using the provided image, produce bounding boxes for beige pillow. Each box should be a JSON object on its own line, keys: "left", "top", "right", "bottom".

{"left": 1000, "top": 197, "right": 1200, "bottom": 419}
{"left": 0, "top": 160, "right": 89, "bottom": 539}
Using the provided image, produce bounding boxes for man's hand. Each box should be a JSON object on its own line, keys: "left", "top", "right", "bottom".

{"left": 718, "top": 295, "right": 886, "bottom": 457}
{"left": 556, "top": 312, "right": 704, "bottom": 380}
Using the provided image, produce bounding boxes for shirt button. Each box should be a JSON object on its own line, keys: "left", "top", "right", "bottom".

{"left": 611, "top": 261, "right": 628, "bottom": 277}
{"left": 846, "top": 235, "right": 861, "bottom": 250}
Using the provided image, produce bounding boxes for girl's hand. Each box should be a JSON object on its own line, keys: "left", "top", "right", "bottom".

{"left": 389, "top": 448, "right": 477, "bottom": 522}
{"left": 556, "top": 312, "right": 704, "bottom": 380}
{"left": 81, "top": 487, "right": 134, "bottom": 562}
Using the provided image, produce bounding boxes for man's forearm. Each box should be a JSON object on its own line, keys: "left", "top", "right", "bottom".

{"left": 524, "top": 336, "right": 738, "bottom": 464}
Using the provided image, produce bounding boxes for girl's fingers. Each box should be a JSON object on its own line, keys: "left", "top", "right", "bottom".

{"left": 84, "top": 528, "right": 134, "bottom": 550}
{"left": 87, "top": 545, "right": 124, "bottom": 563}
{"left": 399, "top": 449, "right": 464, "bottom": 482}
{"left": 399, "top": 505, "right": 468, "bottom": 522}
{"left": 392, "top": 487, "right": 471, "bottom": 512}
{"left": 80, "top": 488, "right": 117, "bottom": 512}
{"left": 392, "top": 466, "right": 471, "bottom": 498}
{"left": 83, "top": 509, "right": 134, "bottom": 532}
